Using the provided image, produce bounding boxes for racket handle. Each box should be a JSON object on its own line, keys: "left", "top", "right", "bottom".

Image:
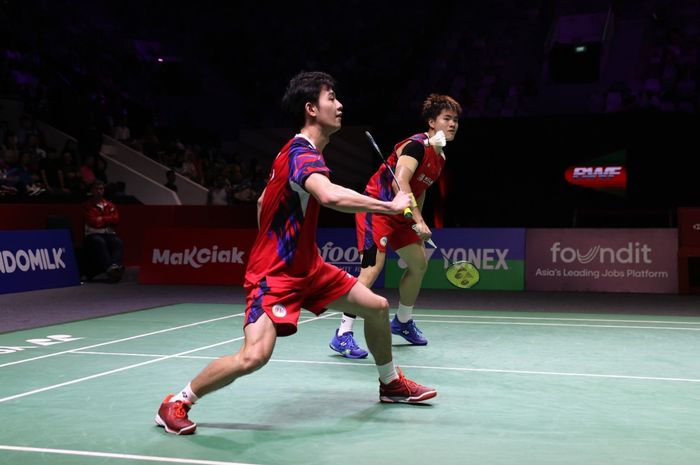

{"left": 403, "top": 193, "right": 417, "bottom": 218}
{"left": 411, "top": 224, "right": 437, "bottom": 248}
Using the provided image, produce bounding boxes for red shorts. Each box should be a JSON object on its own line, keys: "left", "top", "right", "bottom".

{"left": 244, "top": 261, "right": 357, "bottom": 337}
{"left": 356, "top": 211, "right": 420, "bottom": 254}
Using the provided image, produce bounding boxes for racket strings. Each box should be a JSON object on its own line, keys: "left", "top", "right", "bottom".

{"left": 446, "top": 262, "right": 480, "bottom": 289}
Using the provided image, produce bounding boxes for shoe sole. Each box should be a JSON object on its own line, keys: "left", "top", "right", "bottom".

{"left": 328, "top": 343, "right": 368, "bottom": 359}
{"left": 154, "top": 414, "right": 197, "bottom": 435}
{"left": 380, "top": 390, "right": 437, "bottom": 403}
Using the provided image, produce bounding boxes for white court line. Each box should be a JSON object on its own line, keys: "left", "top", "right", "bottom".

{"left": 0, "top": 445, "right": 259, "bottom": 465}
{"left": 411, "top": 313, "right": 700, "bottom": 325}
{"left": 0, "top": 312, "right": 338, "bottom": 404}
{"left": 0, "top": 312, "right": 245, "bottom": 369}
{"left": 413, "top": 319, "right": 700, "bottom": 331}
{"left": 69, "top": 350, "right": 700, "bottom": 384}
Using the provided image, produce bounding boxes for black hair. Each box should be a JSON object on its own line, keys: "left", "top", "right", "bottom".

{"left": 421, "top": 94, "right": 462, "bottom": 123}
{"left": 282, "top": 71, "right": 337, "bottom": 128}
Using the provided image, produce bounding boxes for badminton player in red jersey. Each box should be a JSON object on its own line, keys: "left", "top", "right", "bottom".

{"left": 330, "top": 94, "right": 462, "bottom": 357}
{"left": 155, "top": 72, "right": 437, "bottom": 435}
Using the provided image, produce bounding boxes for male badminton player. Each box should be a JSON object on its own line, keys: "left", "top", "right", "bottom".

{"left": 330, "top": 94, "right": 462, "bottom": 358}
{"left": 156, "top": 72, "right": 436, "bottom": 435}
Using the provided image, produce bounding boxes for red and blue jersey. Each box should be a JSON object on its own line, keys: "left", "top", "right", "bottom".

{"left": 245, "top": 134, "right": 330, "bottom": 286}
{"left": 364, "top": 132, "right": 445, "bottom": 204}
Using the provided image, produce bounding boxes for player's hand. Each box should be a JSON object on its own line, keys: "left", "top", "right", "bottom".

{"left": 425, "top": 130, "right": 447, "bottom": 148}
{"left": 411, "top": 221, "right": 432, "bottom": 241}
{"left": 390, "top": 191, "right": 412, "bottom": 215}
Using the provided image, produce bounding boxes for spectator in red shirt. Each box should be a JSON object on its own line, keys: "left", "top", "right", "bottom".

{"left": 83, "top": 180, "right": 124, "bottom": 282}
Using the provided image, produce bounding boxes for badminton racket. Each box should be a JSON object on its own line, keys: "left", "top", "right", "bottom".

{"left": 413, "top": 225, "right": 480, "bottom": 289}
{"left": 365, "top": 131, "right": 414, "bottom": 219}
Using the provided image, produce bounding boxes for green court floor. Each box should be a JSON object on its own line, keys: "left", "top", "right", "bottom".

{"left": 1, "top": 303, "right": 699, "bottom": 465}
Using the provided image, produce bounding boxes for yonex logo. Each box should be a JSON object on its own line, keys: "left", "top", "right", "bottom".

{"left": 152, "top": 246, "right": 245, "bottom": 268}
{"left": 0, "top": 248, "right": 66, "bottom": 274}
{"left": 400, "top": 247, "right": 507, "bottom": 270}
{"left": 550, "top": 242, "right": 652, "bottom": 264}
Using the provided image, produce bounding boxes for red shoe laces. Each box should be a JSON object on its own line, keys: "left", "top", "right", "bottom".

{"left": 398, "top": 371, "right": 419, "bottom": 391}
{"left": 172, "top": 401, "right": 188, "bottom": 419}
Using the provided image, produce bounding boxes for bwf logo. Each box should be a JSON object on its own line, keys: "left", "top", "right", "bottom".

{"left": 549, "top": 242, "right": 652, "bottom": 264}
{"left": 572, "top": 166, "right": 623, "bottom": 179}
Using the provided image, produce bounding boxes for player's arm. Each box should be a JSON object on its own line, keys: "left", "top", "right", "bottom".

{"left": 256, "top": 187, "right": 266, "bottom": 228}
{"left": 417, "top": 191, "right": 426, "bottom": 211}
{"left": 304, "top": 173, "right": 410, "bottom": 215}
{"left": 395, "top": 142, "right": 431, "bottom": 240}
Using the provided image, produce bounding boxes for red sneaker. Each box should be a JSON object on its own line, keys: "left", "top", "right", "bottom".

{"left": 379, "top": 367, "right": 437, "bottom": 403}
{"left": 155, "top": 394, "right": 197, "bottom": 435}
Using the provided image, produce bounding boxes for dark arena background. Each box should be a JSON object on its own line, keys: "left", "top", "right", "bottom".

{"left": 2, "top": 1, "right": 700, "bottom": 465}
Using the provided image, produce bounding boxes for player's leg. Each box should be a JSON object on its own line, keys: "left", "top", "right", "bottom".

{"left": 390, "top": 240, "right": 429, "bottom": 345}
{"left": 329, "top": 249, "right": 386, "bottom": 358}
{"left": 190, "top": 313, "right": 277, "bottom": 396}
{"left": 328, "top": 281, "right": 437, "bottom": 403}
{"left": 329, "top": 281, "right": 392, "bottom": 364}
{"left": 156, "top": 308, "right": 278, "bottom": 434}
{"left": 330, "top": 211, "right": 385, "bottom": 357}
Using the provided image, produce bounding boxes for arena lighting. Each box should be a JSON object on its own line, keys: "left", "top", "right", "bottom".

{"left": 575, "top": 45, "right": 587, "bottom": 52}
{"left": 157, "top": 57, "right": 164, "bottom": 62}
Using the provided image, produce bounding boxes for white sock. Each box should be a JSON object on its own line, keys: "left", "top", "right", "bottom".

{"left": 377, "top": 361, "right": 399, "bottom": 384}
{"left": 396, "top": 303, "right": 413, "bottom": 323}
{"left": 338, "top": 314, "right": 356, "bottom": 336}
{"left": 172, "top": 382, "right": 199, "bottom": 404}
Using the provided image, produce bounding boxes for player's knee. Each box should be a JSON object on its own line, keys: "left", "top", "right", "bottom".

{"left": 409, "top": 258, "right": 428, "bottom": 275}
{"left": 240, "top": 350, "right": 270, "bottom": 374}
{"left": 375, "top": 296, "right": 390, "bottom": 317}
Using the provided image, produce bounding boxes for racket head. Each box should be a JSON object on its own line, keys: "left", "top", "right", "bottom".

{"left": 445, "top": 261, "right": 480, "bottom": 289}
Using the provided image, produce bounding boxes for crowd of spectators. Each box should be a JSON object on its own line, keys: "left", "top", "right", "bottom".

{"left": 0, "top": 114, "right": 112, "bottom": 201}
{"left": 2, "top": 0, "right": 700, "bottom": 207}
{"left": 600, "top": 2, "right": 700, "bottom": 113}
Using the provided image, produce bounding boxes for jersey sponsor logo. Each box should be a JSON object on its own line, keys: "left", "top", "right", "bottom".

{"left": 0, "top": 248, "right": 66, "bottom": 274}
{"left": 152, "top": 246, "right": 245, "bottom": 269}
{"left": 379, "top": 237, "right": 388, "bottom": 247}
{"left": 549, "top": 241, "right": 652, "bottom": 264}
{"left": 416, "top": 173, "right": 435, "bottom": 186}
{"left": 272, "top": 304, "right": 287, "bottom": 317}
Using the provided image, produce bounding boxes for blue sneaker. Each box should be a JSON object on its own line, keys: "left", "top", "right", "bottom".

{"left": 390, "top": 315, "right": 428, "bottom": 345}
{"left": 329, "top": 330, "right": 369, "bottom": 359}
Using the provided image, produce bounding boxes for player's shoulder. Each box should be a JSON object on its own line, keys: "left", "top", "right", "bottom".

{"left": 289, "top": 136, "right": 318, "bottom": 155}
{"left": 408, "top": 132, "right": 429, "bottom": 144}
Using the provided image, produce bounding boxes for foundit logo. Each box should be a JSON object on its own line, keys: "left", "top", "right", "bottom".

{"left": 0, "top": 248, "right": 66, "bottom": 273}
{"left": 152, "top": 246, "right": 245, "bottom": 269}
{"left": 550, "top": 242, "right": 652, "bottom": 264}
{"left": 318, "top": 242, "right": 360, "bottom": 264}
